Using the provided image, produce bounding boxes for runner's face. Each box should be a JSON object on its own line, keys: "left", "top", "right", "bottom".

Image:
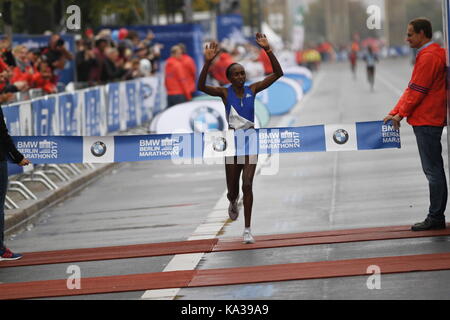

{"left": 229, "top": 65, "right": 246, "bottom": 88}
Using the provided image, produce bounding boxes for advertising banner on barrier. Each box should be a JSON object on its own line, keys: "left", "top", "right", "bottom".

{"left": 2, "top": 104, "right": 21, "bottom": 136}
{"left": 125, "top": 81, "right": 138, "bottom": 128}
{"left": 14, "top": 136, "right": 83, "bottom": 164}
{"left": 18, "top": 102, "right": 33, "bottom": 136}
{"left": 11, "top": 121, "right": 400, "bottom": 164}
{"left": 140, "top": 77, "right": 158, "bottom": 123}
{"left": 106, "top": 83, "right": 120, "bottom": 133}
{"left": 58, "top": 93, "right": 79, "bottom": 136}
{"left": 83, "top": 88, "right": 101, "bottom": 136}
{"left": 32, "top": 96, "right": 58, "bottom": 135}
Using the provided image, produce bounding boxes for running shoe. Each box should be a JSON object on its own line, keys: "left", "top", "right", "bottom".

{"left": 228, "top": 197, "right": 239, "bottom": 221}
{"left": 0, "top": 247, "right": 23, "bottom": 261}
{"left": 243, "top": 229, "right": 255, "bottom": 244}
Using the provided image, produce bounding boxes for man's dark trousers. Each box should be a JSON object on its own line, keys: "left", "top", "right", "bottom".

{"left": 413, "top": 125, "right": 448, "bottom": 222}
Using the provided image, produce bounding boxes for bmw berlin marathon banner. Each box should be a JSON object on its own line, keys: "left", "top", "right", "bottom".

{"left": 11, "top": 121, "right": 400, "bottom": 165}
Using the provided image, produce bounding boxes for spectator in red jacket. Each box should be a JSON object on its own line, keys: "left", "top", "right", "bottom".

{"left": 32, "top": 60, "right": 57, "bottom": 94}
{"left": 210, "top": 49, "right": 234, "bottom": 86}
{"left": 11, "top": 45, "right": 33, "bottom": 91}
{"left": 258, "top": 47, "right": 273, "bottom": 75}
{"left": 0, "top": 56, "right": 12, "bottom": 93}
{"left": 164, "top": 45, "right": 192, "bottom": 107}
{"left": 178, "top": 43, "right": 197, "bottom": 96}
{"left": 384, "top": 18, "right": 447, "bottom": 231}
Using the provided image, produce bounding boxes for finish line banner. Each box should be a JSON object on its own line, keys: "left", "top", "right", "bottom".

{"left": 11, "top": 121, "right": 400, "bottom": 164}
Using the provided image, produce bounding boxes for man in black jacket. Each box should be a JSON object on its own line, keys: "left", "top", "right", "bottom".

{"left": 0, "top": 104, "right": 30, "bottom": 261}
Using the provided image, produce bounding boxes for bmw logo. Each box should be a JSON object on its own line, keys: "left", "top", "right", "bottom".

{"left": 333, "top": 129, "right": 349, "bottom": 145}
{"left": 91, "top": 141, "right": 107, "bottom": 157}
{"left": 190, "top": 106, "right": 224, "bottom": 132}
{"left": 212, "top": 137, "right": 227, "bottom": 152}
{"left": 142, "top": 84, "right": 153, "bottom": 98}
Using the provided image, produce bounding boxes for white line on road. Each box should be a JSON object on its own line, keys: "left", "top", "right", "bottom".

{"left": 377, "top": 72, "right": 404, "bottom": 97}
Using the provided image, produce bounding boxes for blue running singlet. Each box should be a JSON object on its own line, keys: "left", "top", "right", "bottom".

{"left": 225, "top": 85, "right": 255, "bottom": 130}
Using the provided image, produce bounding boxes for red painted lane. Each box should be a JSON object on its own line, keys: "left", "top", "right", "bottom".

{"left": 189, "top": 252, "right": 450, "bottom": 288}
{"left": 1, "top": 224, "right": 448, "bottom": 268}
{"left": 2, "top": 252, "right": 450, "bottom": 299}
{"left": 0, "top": 270, "right": 195, "bottom": 300}
{"left": 0, "top": 239, "right": 218, "bottom": 268}
{"left": 212, "top": 228, "right": 450, "bottom": 252}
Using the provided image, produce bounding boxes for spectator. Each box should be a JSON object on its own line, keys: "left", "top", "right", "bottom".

{"left": 210, "top": 48, "right": 234, "bottom": 85}
{"left": 164, "top": 45, "right": 192, "bottom": 107}
{"left": 103, "top": 47, "right": 126, "bottom": 82}
{"left": 178, "top": 43, "right": 197, "bottom": 97}
{"left": 0, "top": 55, "right": 15, "bottom": 94}
{"left": 11, "top": 45, "right": 33, "bottom": 92}
{"left": 75, "top": 39, "right": 96, "bottom": 83}
{"left": 258, "top": 47, "right": 273, "bottom": 75}
{"left": 123, "top": 58, "right": 141, "bottom": 80}
{"left": 31, "top": 60, "right": 57, "bottom": 94}
{"left": 27, "top": 48, "right": 41, "bottom": 72}
{"left": 88, "top": 38, "right": 109, "bottom": 85}
{"left": 42, "top": 34, "right": 73, "bottom": 71}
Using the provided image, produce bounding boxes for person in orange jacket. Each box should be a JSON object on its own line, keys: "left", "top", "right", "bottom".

{"left": 178, "top": 43, "right": 197, "bottom": 97}
{"left": 383, "top": 18, "right": 447, "bottom": 231}
{"left": 209, "top": 49, "right": 234, "bottom": 86}
{"left": 11, "top": 45, "right": 33, "bottom": 91}
{"left": 164, "top": 45, "right": 192, "bottom": 107}
{"left": 258, "top": 47, "right": 273, "bottom": 75}
{"left": 31, "top": 60, "right": 57, "bottom": 94}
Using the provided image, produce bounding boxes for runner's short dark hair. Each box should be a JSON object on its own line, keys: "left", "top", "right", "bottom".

{"left": 226, "top": 63, "right": 240, "bottom": 80}
{"left": 409, "top": 18, "right": 433, "bottom": 39}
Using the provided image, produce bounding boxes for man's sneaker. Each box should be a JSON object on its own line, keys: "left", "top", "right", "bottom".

{"left": 228, "top": 197, "right": 239, "bottom": 221}
{"left": 0, "top": 248, "right": 23, "bottom": 261}
{"left": 243, "top": 229, "right": 255, "bottom": 244}
{"left": 411, "top": 218, "right": 446, "bottom": 231}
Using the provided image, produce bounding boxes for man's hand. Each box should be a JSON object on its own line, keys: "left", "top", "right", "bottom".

{"left": 18, "top": 158, "right": 30, "bottom": 167}
{"left": 204, "top": 42, "right": 219, "bottom": 62}
{"left": 383, "top": 114, "right": 402, "bottom": 130}
{"left": 256, "top": 33, "right": 270, "bottom": 51}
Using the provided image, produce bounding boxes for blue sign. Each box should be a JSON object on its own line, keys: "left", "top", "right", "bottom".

{"left": 84, "top": 88, "right": 101, "bottom": 136}
{"left": 12, "top": 136, "right": 83, "bottom": 164}
{"left": 32, "top": 97, "right": 57, "bottom": 135}
{"left": 58, "top": 93, "right": 78, "bottom": 135}
{"left": 126, "top": 82, "right": 138, "bottom": 128}
{"left": 217, "top": 14, "right": 245, "bottom": 43}
{"left": 2, "top": 105, "right": 20, "bottom": 135}
{"left": 107, "top": 83, "right": 120, "bottom": 132}
{"left": 356, "top": 121, "right": 401, "bottom": 150}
